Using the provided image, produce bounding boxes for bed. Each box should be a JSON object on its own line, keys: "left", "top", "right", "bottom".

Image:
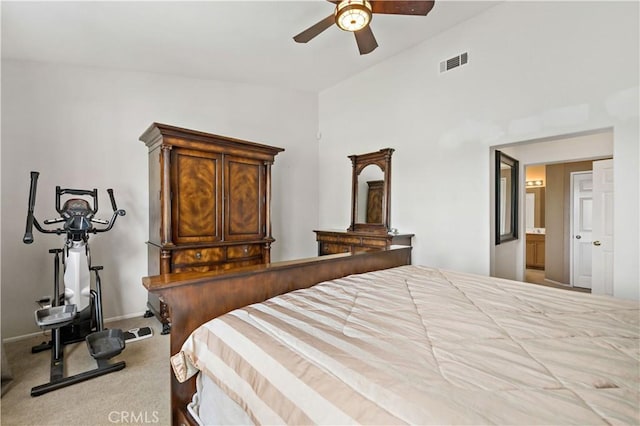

{"left": 143, "top": 247, "right": 639, "bottom": 425}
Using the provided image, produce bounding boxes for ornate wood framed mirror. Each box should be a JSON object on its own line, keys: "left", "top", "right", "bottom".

{"left": 348, "top": 148, "right": 393, "bottom": 234}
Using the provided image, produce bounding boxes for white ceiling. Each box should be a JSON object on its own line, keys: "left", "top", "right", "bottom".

{"left": 1, "top": 1, "right": 499, "bottom": 92}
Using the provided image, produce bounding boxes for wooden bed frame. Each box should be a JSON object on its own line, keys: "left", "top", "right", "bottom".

{"left": 143, "top": 246, "right": 412, "bottom": 425}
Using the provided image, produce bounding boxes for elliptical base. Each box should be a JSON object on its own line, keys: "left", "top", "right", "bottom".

{"left": 31, "top": 360, "right": 126, "bottom": 397}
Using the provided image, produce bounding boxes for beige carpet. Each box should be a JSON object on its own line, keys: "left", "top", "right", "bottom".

{"left": 524, "top": 268, "right": 590, "bottom": 293}
{"left": 1, "top": 316, "right": 171, "bottom": 426}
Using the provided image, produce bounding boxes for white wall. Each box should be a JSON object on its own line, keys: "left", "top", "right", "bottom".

{"left": 319, "top": 1, "right": 639, "bottom": 299}
{"left": 1, "top": 61, "right": 319, "bottom": 338}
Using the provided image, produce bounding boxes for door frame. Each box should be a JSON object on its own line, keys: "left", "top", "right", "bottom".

{"left": 591, "top": 159, "right": 615, "bottom": 295}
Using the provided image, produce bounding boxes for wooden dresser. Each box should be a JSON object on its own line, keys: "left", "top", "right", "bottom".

{"left": 140, "top": 123, "right": 283, "bottom": 333}
{"left": 314, "top": 230, "right": 413, "bottom": 256}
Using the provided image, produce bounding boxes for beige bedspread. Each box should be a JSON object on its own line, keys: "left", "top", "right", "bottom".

{"left": 171, "top": 265, "right": 640, "bottom": 425}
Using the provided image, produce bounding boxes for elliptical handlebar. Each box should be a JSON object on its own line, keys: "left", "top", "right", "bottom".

{"left": 92, "top": 198, "right": 126, "bottom": 234}
{"left": 107, "top": 189, "right": 118, "bottom": 212}
{"left": 96, "top": 187, "right": 127, "bottom": 232}
{"left": 23, "top": 171, "right": 40, "bottom": 244}
{"left": 43, "top": 217, "right": 66, "bottom": 225}
{"left": 22, "top": 171, "right": 126, "bottom": 243}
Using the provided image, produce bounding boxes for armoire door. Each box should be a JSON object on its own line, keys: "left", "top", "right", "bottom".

{"left": 224, "top": 156, "right": 265, "bottom": 241}
{"left": 171, "top": 148, "right": 223, "bottom": 244}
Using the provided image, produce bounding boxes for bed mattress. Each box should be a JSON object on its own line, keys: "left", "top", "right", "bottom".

{"left": 171, "top": 265, "right": 639, "bottom": 424}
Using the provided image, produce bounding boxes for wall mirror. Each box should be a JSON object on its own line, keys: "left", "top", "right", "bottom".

{"left": 349, "top": 148, "right": 393, "bottom": 234}
{"left": 495, "top": 150, "right": 519, "bottom": 244}
{"left": 357, "top": 166, "right": 384, "bottom": 224}
{"left": 525, "top": 187, "right": 545, "bottom": 230}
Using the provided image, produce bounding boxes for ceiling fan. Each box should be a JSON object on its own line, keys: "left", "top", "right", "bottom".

{"left": 293, "top": 0, "right": 435, "bottom": 55}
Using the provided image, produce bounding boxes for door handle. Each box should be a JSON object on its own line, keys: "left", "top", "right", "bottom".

{"left": 593, "top": 241, "right": 601, "bottom": 246}
{"left": 575, "top": 235, "right": 581, "bottom": 239}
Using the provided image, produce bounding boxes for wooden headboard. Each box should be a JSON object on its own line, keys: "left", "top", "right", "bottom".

{"left": 143, "top": 246, "right": 412, "bottom": 425}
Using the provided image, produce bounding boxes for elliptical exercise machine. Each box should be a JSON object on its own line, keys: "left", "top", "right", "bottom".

{"left": 23, "top": 171, "right": 127, "bottom": 397}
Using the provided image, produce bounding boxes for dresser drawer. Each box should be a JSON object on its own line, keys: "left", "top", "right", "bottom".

{"left": 354, "top": 246, "right": 378, "bottom": 253}
{"left": 227, "top": 244, "right": 262, "bottom": 260}
{"left": 318, "top": 234, "right": 362, "bottom": 245}
{"left": 360, "top": 237, "right": 388, "bottom": 248}
{"left": 320, "top": 243, "right": 351, "bottom": 255}
{"left": 173, "top": 264, "right": 225, "bottom": 273}
{"left": 221, "top": 258, "right": 264, "bottom": 270}
{"left": 172, "top": 247, "right": 225, "bottom": 265}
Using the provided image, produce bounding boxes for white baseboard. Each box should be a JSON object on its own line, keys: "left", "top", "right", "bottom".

{"left": 2, "top": 330, "right": 47, "bottom": 344}
{"left": 543, "top": 278, "right": 571, "bottom": 287}
{"left": 104, "top": 311, "right": 148, "bottom": 324}
{"left": 2, "top": 311, "right": 149, "bottom": 344}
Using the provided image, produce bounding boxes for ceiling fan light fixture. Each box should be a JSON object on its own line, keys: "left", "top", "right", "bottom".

{"left": 335, "top": 0, "right": 372, "bottom": 32}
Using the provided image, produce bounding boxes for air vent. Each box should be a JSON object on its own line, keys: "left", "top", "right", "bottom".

{"left": 440, "top": 52, "right": 468, "bottom": 73}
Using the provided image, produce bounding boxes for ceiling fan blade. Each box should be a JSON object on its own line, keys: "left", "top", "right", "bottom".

{"left": 293, "top": 14, "right": 335, "bottom": 43}
{"left": 354, "top": 25, "right": 378, "bottom": 55}
{"left": 371, "top": 1, "right": 435, "bottom": 16}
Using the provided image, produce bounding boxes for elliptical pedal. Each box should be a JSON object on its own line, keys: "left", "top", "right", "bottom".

{"left": 86, "top": 329, "right": 125, "bottom": 359}
{"left": 123, "top": 326, "right": 153, "bottom": 343}
{"left": 35, "top": 304, "right": 77, "bottom": 329}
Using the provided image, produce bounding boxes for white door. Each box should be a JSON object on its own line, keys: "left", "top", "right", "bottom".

{"left": 591, "top": 159, "right": 614, "bottom": 295}
{"left": 571, "top": 172, "right": 593, "bottom": 289}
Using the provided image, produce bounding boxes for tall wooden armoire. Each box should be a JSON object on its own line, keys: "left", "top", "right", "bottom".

{"left": 140, "top": 123, "right": 284, "bottom": 333}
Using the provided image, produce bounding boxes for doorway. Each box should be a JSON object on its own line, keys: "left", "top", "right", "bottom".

{"left": 522, "top": 158, "right": 613, "bottom": 292}
{"left": 491, "top": 128, "right": 614, "bottom": 292}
